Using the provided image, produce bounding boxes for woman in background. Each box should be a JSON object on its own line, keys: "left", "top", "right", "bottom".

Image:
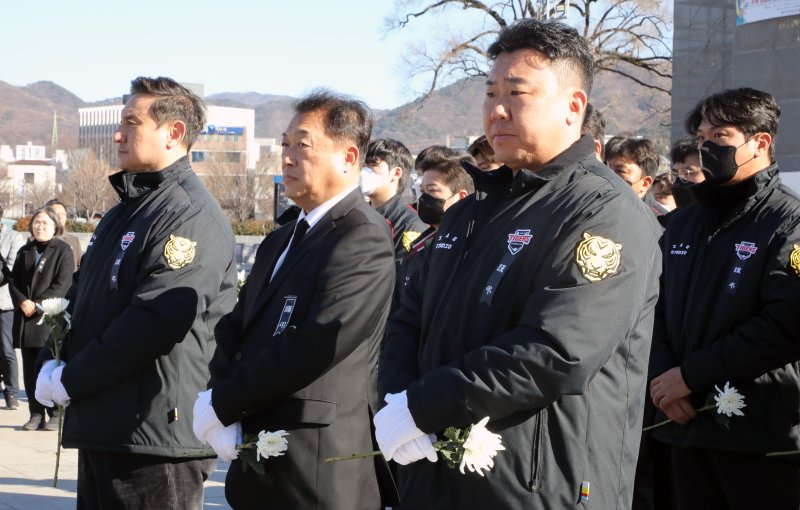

{"left": 10, "top": 206, "right": 73, "bottom": 431}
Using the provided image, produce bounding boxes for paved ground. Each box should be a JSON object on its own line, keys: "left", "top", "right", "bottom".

{"left": 0, "top": 352, "right": 232, "bottom": 510}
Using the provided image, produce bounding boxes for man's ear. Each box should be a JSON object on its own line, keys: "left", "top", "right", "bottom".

{"left": 753, "top": 132, "right": 772, "bottom": 160}
{"left": 567, "top": 88, "right": 588, "bottom": 127}
{"left": 641, "top": 175, "right": 654, "bottom": 193}
{"left": 166, "top": 120, "right": 187, "bottom": 150}
{"left": 343, "top": 145, "right": 359, "bottom": 172}
{"left": 390, "top": 166, "right": 403, "bottom": 183}
{"left": 458, "top": 189, "right": 469, "bottom": 200}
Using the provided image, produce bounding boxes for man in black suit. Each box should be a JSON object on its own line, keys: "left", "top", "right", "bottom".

{"left": 193, "top": 90, "right": 397, "bottom": 510}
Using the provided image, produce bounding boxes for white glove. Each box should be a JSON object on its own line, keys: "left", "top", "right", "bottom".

{"left": 35, "top": 359, "right": 58, "bottom": 407}
{"left": 50, "top": 364, "right": 71, "bottom": 407}
{"left": 206, "top": 421, "right": 242, "bottom": 462}
{"left": 374, "top": 391, "right": 428, "bottom": 461}
{"left": 192, "top": 389, "right": 219, "bottom": 443}
{"left": 392, "top": 434, "right": 438, "bottom": 465}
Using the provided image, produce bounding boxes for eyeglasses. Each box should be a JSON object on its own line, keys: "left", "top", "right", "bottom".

{"left": 669, "top": 167, "right": 704, "bottom": 184}
{"left": 31, "top": 220, "right": 54, "bottom": 227}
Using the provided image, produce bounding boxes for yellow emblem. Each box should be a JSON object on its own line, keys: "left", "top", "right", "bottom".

{"left": 575, "top": 232, "right": 622, "bottom": 282}
{"left": 790, "top": 244, "right": 800, "bottom": 277}
{"left": 402, "top": 231, "right": 421, "bottom": 252}
{"left": 163, "top": 234, "right": 197, "bottom": 269}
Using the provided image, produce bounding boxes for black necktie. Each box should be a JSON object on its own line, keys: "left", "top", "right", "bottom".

{"left": 285, "top": 219, "right": 309, "bottom": 262}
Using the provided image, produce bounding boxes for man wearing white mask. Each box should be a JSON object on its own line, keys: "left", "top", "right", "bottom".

{"left": 361, "top": 138, "right": 427, "bottom": 262}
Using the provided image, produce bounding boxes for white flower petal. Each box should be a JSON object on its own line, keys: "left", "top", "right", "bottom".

{"left": 255, "top": 429, "right": 289, "bottom": 461}
{"left": 714, "top": 381, "right": 746, "bottom": 418}
{"left": 460, "top": 417, "right": 505, "bottom": 477}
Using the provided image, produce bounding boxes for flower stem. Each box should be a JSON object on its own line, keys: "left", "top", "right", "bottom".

{"left": 766, "top": 450, "right": 800, "bottom": 457}
{"left": 324, "top": 450, "right": 382, "bottom": 463}
{"left": 642, "top": 418, "right": 671, "bottom": 432}
{"left": 53, "top": 404, "right": 63, "bottom": 488}
{"left": 642, "top": 404, "right": 715, "bottom": 432}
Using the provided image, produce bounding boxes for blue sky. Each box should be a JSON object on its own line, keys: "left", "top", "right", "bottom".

{"left": 2, "top": 0, "right": 458, "bottom": 109}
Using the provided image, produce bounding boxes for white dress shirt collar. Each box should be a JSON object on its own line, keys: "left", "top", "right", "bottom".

{"left": 297, "top": 185, "right": 360, "bottom": 231}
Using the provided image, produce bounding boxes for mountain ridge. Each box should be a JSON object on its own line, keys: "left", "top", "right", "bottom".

{"left": 0, "top": 75, "right": 670, "bottom": 155}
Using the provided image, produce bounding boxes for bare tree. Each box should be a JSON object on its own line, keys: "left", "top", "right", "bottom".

{"left": 196, "top": 152, "right": 273, "bottom": 222}
{"left": 0, "top": 163, "right": 13, "bottom": 213}
{"left": 62, "top": 148, "right": 116, "bottom": 219}
{"left": 24, "top": 182, "right": 56, "bottom": 214}
{"left": 387, "top": 0, "right": 672, "bottom": 102}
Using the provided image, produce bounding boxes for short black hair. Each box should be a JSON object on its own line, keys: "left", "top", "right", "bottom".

{"left": 605, "top": 136, "right": 660, "bottom": 179}
{"left": 581, "top": 103, "right": 606, "bottom": 158}
{"left": 29, "top": 206, "right": 64, "bottom": 237}
{"left": 366, "top": 138, "right": 413, "bottom": 195}
{"left": 295, "top": 89, "right": 373, "bottom": 166}
{"left": 415, "top": 145, "right": 463, "bottom": 172}
{"left": 467, "top": 135, "right": 497, "bottom": 164}
{"left": 670, "top": 136, "right": 699, "bottom": 164}
{"left": 420, "top": 152, "right": 475, "bottom": 195}
{"left": 685, "top": 87, "right": 780, "bottom": 161}
{"left": 45, "top": 198, "right": 66, "bottom": 209}
{"left": 487, "top": 19, "right": 594, "bottom": 94}
{"left": 130, "top": 77, "right": 207, "bottom": 150}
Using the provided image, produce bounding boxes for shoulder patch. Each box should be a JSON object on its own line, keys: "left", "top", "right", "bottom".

{"left": 790, "top": 244, "right": 800, "bottom": 277}
{"left": 164, "top": 234, "right": 197, "bottom": 269}
{"left": 402, "top": 231, "right": 421, "bottom": 252}
{"left": 575, "top": 232, "right": 622, "bottom": 282}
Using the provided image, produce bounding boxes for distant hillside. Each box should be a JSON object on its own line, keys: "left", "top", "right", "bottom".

{"left": 0, "top": 72, "right": 670, "bottom": 156}
{"left": 0, "top": 80, "right": 83, "bottom": 150}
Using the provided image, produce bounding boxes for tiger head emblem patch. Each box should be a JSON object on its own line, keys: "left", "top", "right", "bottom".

{"left": 163, "top": 234, "right": 197, "bottom": 269}
{"left": 789, "top": 244, "right": 800, "bottom": 277}
{"left": 575, "top": 232, "right": 622, "bottom": 282}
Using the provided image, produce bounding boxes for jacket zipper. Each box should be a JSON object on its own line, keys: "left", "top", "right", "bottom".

{"left": 529, "top": 408, "right": 546, "bottom": 493}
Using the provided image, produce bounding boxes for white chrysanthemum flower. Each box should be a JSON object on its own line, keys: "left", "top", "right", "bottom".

{"left": 255, "top": 430, "right": 289, "bottom": 461}
{"left": 36, "top": 298, "right": 71, "bottom": 326}
{"left": 237, "top": 270, "right": 246, "bottom": 282}
{"left": 37, "top": 298, "right": 70, "bottom": 316}
{"left": 459, "top": 417, "right": 505, "bottom": 476}
{"left": 714, "top": 382, "right": 746, "bottom": 417}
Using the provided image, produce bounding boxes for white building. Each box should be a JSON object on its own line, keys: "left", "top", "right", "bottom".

{"left": 7, "top": 161, "right": 57, "bottom": 218}
{"left": 0, "top": 145, "right": 13, "bottom": 163}
{"left": 78, "top": 105, "right": 125, "bottom": 169}
{"left": 15, "top": 142, "right": 46, "bottom": 161}
{"left": 79, "top": 100, "right": 258, "bottom": 170}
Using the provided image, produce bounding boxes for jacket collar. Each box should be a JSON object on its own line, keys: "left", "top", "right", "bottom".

{"left": 375, "top": 193, "right": 402, "bottom": 216}
{"left": 463, "top": 134, "right": 597, "bottom": 198}
{"left": 692, "top": 164, "right": 781, "bottom": 231}
{"left": 109, "top": 156, "right": 192, "bottom": 201}
{"left": 692, "top": 164, "right": 779, "bottom": 210}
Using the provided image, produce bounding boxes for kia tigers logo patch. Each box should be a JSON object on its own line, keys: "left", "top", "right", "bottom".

{"left": 507, "top": 229, "right": 533, "bottom": 255}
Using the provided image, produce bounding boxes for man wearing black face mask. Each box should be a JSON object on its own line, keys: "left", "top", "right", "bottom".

{"left": 397, "top": 150, "right": 473, "bottom": 295}
{"left": 649, "top": 87, "right": 800, "bottom": 509}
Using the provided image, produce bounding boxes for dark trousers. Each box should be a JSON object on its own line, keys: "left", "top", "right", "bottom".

{"left": 21, "top": 346, "right": 52, "bottom": 417}
{"left": 0, "top": 310, "right": 17, "bottom": 396}
{"left": 77, "top": 450, "right": 216, "bottom": 510}
{"left": 671, "top": 445, "right": 800, "bottom": 510}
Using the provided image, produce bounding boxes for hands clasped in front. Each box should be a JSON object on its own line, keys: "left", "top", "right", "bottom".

{"left": 34, "top": 359, "right": 71, "bottom": 408}
{"left": 374, "top": 391, "right": 437, "bottom": 465}
{"left": 192, "top": 389, "right": 241, "bottom": 462}
{"left": 649, "top": 366, "right": 695, "bottom": 425}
